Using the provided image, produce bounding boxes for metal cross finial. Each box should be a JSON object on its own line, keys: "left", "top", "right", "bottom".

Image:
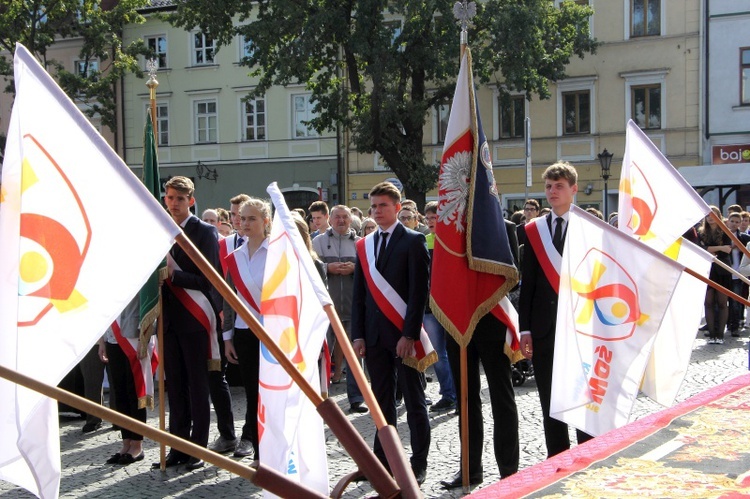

{"left": 453, "top": 1, "right": 476, "bottom": 33}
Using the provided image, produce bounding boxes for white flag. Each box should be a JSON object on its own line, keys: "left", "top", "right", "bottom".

{"left": 258, "top": 183, "right": 331, "bottom": 497}
{"left": 550, "top": 207, "right": 683, "bottom": 436}
{"left": 618, "top": 120, "right": 712, "bottom": 406}
{"left": 641, "top": 239, "right": 712, "bottom": 406}
{"left": 0, "top": 44, "right": 180, "bottom": 498}
{"left": 619, "top": 119, "right": 710, "bottom": 251}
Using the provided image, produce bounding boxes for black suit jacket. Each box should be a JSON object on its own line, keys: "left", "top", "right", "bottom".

{"left": 518, "top": 213, "right": 559, "bottom": 342}
{"left": 351, "top": 223, "right": 430, "bottom": 351}
{"left": 163, "top": 215, "right": 222, "bottom": 333}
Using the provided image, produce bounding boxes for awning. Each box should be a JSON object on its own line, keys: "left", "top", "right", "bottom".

{"left": 678, "top": 164, "right": 750, "bottom": 188}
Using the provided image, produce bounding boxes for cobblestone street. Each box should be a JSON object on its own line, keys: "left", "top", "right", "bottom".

{"left": 1, "top": 332, "right": 747, "bottom": 498}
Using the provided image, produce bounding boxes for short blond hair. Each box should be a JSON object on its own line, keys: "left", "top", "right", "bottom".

{"left": 165, "top": 176, "right": 195, "bottom": 197}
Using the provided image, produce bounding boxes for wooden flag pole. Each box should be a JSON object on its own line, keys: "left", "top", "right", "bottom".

{"left": 711, "top": 211, "right": 750, "bottom": 261}
{"left": 455, "top": 1, "right": 474, "bottom": 493}
{"left": 145, "top": 59, "right": 167, "bottom": 471}
{"left": 0, "top": 364, "right": 326, "bottom": 498}
{"left": 323, "top": 306, "right": 421, "bottom": 498}
{"left": 684, "top": 265, "right": 750, "bottom": 308}
{"left": 173, "top": 233, "right": 401, "bottom": 499}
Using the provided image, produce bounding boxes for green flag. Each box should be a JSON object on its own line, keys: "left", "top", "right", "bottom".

{"left": 139, "top": 117, "right": 164, "bottom": 339}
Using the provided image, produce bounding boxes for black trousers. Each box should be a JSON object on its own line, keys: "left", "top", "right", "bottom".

{"left": 106, "top": 342, "right": 146, "bottom": 441}
{"left": 209, "top": 338, "right": 236, "bottom": 440}
{"left": 367, "top": 340, "right": 430, "bottom": 470}
{"left": 79, "top": 345, "right": 104, "bottom": 426}
{"left": 532, "top": 334, "right": 592, "bottom": 458}
{"left": 164, "top": 328, "right": 210, "bottom": 455}
{"left": 233, "top": 328, "right": 260, "bottom": 453}
{"left": 445, "top": 314, "right": 519, "bottom": 478}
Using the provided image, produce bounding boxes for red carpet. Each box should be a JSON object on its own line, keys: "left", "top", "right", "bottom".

{"left": 471, "top": 373, "right": 750, "bottom": 498}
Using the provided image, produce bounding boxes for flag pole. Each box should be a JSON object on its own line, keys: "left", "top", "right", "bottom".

{"left": 683, "top": 265, "right": 750, "bottom": 308}
{"left": 323, "top": 305, "right": 421, "bottom": 498}
{"left": 173, "top": 233, "right": 401, "bottom": 499}
{"left": 145, "top": 58, "right": 167, "bottom": 472}
{"left": 454, "top": 1, "right": 475, "bottom": 493}
{"left": 711, "top": 211, "right": 750, "bottom": 262}
{"left": 0, "top": 364, "right": 327, "bottom": 499}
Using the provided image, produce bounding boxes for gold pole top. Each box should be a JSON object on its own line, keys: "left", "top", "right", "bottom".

{"left": 145, "top": 58, "right": 159, "bottom": 99}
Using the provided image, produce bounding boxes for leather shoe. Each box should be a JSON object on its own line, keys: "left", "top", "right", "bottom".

{"left": 348, "top": 402, "right": 368, "bottom": 414}
{"left": 118, "top": 452, "right": 144, "bottom": 465}
{"left": 412, "top": 466, "right": 427, "bottom": 486}
{"left": 81, "top": 421, "right": 102, "bottom": 434}
{"left": 105, "top": 453, "right": 122, "bottom": 464}
{"left": 185, "top": 457, "right": 204, "bottom": 471}
{"left": 208, "top": 435, "right": 238, "bottom": 454}
{"left": 152, "top": 452, "right": 187, "bottom": 469}
{"left": 441, "top": 469, "right": 483, "bottom": 489}
{"left": 234, "top": 438, "right": 255, "bottom": 458}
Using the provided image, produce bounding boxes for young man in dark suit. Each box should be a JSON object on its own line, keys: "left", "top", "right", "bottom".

{"left": 351, "top": 181, "right": 431, "bottom": 485}
{"left": 154, "top": 176, "right": 222, "bottom": 471}
{"left": 518, "top": 162, "right": 593, "bottom": 458}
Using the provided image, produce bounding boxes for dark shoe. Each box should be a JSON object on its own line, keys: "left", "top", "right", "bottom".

{"left": 430, "top": 398, "right": 456, "bottom": 413}
{"left": 348, "top": 402, "right": 368, "bottom": 414}
{"left": 234, "top": 438, "right": 255, "bottom": 458}
{"left": 412, "top": 466, "right": 427, "bottom": 486}
{"left": 185, "top": 457, "right": 204, "bottom": 471}
{"left": 441, "top": 469, "right": 484, "bottom": 489}
{"left": 152, "top": 452, "right": 187, "bottom": 469}
{"left": 81, "top": 421, "right": 102, "bottom": 434}
{"left": 118, "top": 452, "right": 144, "bottom": 465}
{"left": 208, "top": 435, "right": 238, "bottom": 454}
{"left": 731, "top": 329, "right": 740, "bottom": 337}
{"left": 105, "top": 453, "right": 122, "bottom": 464}
{"left": 699, "top": 324, "right": 709, "bottom": 332}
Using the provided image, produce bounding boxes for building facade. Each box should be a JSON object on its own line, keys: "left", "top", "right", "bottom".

{"left": 120, "top": 3, "right": 342, "bottom": 212}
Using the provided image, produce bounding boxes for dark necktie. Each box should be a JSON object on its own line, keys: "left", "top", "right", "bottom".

{"left": 376, "top": 232, "right": 389, "bottom": 270}
{"left": 553, "top": 217, "right": 564, "bottom": 254}
{"left": 236, "top": 236, "right": 244, "bottom": 249}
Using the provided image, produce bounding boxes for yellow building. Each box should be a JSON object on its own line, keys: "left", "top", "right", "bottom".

{"left": 347, "top": 0, "right": 702, "bottom": 220}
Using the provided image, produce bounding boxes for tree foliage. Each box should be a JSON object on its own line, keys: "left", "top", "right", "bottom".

{"left": 0, "top": 0, "right": 151, "bottom": 133}
{"left": 167, "top": 0, "right": 596, "bottom": 205}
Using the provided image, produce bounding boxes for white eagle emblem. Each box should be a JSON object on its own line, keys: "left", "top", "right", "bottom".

{"left": 438, "top": 151, "right": 471, "bottom": 233}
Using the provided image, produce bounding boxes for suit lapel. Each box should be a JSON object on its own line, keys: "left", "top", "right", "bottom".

{"left": 380, "top": 223, "right": 404, "bottom": 271}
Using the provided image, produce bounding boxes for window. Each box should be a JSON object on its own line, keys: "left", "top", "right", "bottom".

{"left": 742, "top": 48, "right": 750, "bottom": 105}
{"left": 562, "top": 90, "right": 590, "bottom": 135}
{"left": 243, "top": 98, "right": 266, "bottom": 141}
{"left": 384, "top": 20, "right": 404, "bottom": 51}
{"left": 499, "top": 95, "right": 525, "bottom": 139}
{"left": 436, "top": 103, "right": 451, "bottom": 143}
{"left": 75, "top": 59, "right": 99, "bottom": 80}
{"left": 631, "top": 0, "right": 660, "bottom": 37}
{"left": 194, "top": 100, "right": 217, "bottom": 143}
{"left": 631, "top": 84, "right": 661, "bottom": 129}
{"left": 193, "top": 32, "right": 215, "bottom": 65}
{"left": 241, "top": 35, "right": 255, "bottom": 60}
{"left": 292, "top": 94, "right": 318, "bottom": 138}
{"left": 146, "top": 35, "right": 167, "bottom": 68}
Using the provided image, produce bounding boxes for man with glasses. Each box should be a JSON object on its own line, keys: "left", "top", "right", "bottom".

{"left": 517, "top": 199, "right": 541, "bottom": 246}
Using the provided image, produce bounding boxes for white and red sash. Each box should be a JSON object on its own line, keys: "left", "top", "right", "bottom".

{"left": 224, "top": 244, "right": 262, "bottom": 317}
{"left": 165, "top": 255, "right": 221, "bottom": 371}
{"left": 524, "top": 216, "right": 562, "bottom": 292}
{"left": 111, "top": 319, "right": 158, "bottom": 410}
{"left": 355, "top": 234, "right": 437, "bottom": 372}
{"left": 490, "top": 297, "right": 523, "bottom": 362}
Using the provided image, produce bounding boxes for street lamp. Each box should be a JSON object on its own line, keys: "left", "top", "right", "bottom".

{"left": 598, "top": 148, "right": 613, "bottom": 220}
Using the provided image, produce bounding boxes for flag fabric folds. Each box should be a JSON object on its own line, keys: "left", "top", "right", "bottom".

{"left": 0, "top": 43, "right": 179, "bottom": 498}
{"left": 138, "top": 118, "right": 165, "bottom": 345}
{"left": 619, "top": 120, "right": 710, "bottom": 251}
{"left": 430, "top": 48, "right": 519, "bottom": 347}
{"left": 618, "top": 120, "right": 712, "bottom": 406}
{"left": 259, "top": 182, "right": 331, "bottom": 497}
{"left": 550, "top": 206, "right": 683, "bottom": 436}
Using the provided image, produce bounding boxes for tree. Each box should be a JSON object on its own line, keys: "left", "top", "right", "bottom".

{"left": 167, "top": 0, "right": 596, "bottom": 207}
{"left": 0, "top": 0, "right": 151, "bottom": 133}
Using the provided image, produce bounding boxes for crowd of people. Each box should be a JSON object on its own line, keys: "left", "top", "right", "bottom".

{"left": 63, "top": 162, "right": 749, "bottom": 491}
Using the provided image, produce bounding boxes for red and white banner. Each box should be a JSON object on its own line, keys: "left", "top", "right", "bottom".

{"left": 550, "top": 207, "right": 683, "bottom": 436}
{"left": 258, "top": 183, "right": 331, "bottom": 497}
{"left": 0, "top": 44, "right": 179, "bottom": 498}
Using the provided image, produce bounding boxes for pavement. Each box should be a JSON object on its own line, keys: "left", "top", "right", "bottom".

{"left": 1, "top": 330, "right": 747, "bottom": 498}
